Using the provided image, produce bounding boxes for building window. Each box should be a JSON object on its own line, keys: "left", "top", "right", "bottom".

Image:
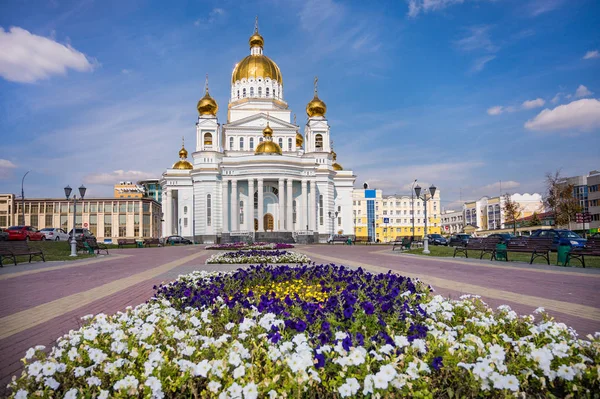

{"left": 293, "top": 200, "right": 297, "bottom": 224}
{"left": 184, "top": 206, "right": 188, "bottom": 215}
{"left": 237, "top": 90, "right": 240, "bottom": 99}
{"left": 184, "top": 218, "right": 188, "bottom": 228}
{"left": 278, "top": 138, "right": 283, "bottom": 148}
{"left": 31, "top": 215, "right": 38, "bottom": 227}
{"left": 243, "top": 88, "right": 246, "bottom": 98}
{"left": 45, "top": 214, "right": 53, "bottom": 227}
{"left": 258, "top": 87, "right": 262, "bottom": 97}
{"left": 249, "top": 137, "right": 254, "bottom": 150}
{"left": 338, "top": 217, "right": 341, "bottom": 226}
{"left": 266, "top": 87, "right": 270, "bottom": 97}
{"left": 239, "top": 200, "right": 244, "bottom": 224}
{"left": 89, "top": 215, "right": 97, "bottom": 236}
{"left": 319, "top": 195, "right": 324, "bottom": 225}
{"left": 206, "top": 194, "right": 212, "bottom": 226}
{"left": 315, "top": 134, "right": 323, "bottom": 150}
{"left": 134, "top": 214, "right": 139, "bottom": 237}
{"left": 229, "top": 137, "right": 234, "bottom": 150}
{"left": 204, "top": 133, "right": 212, "bottom": 145}
{"left": 239, "top": 137, "right": 244, "bottom": 150}
{"left": 250, "top": 87, "right": 254, "bottom": 97}
{"left": 288, "top": 138, "right": 293, "bottom": 151}
{"left": 119, "top": 215, "right": 126, "bottom": 237}
{"left": 104, "top": 215, "right": 112, "bottom": 237}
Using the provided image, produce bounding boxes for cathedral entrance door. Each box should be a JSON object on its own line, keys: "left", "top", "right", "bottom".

{"left": 254, "top": 218, "right": 258, "bottom": 232}
{"left": 264, "top": 214, "right": 274, "bottom": 231}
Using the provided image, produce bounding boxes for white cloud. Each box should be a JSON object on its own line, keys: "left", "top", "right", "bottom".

{"left": 0, "top": 159, "right": 17, "bottom": 179}
{"left": 471, "top": 55, "right": 495, "bottom": 72}
{"left": 527, "top": 0, "right": 565, "bottom": 16}
{"left": 481, "top": 180, "right": 520, "bottom": 192}
{"left": 575, "top": 84, "right": 593, "bottom": 98}
{"left": 454, "top": 25, "right": 498, "bottom": 53}
{"left": 487, "top": 106, "right": 503, "bottom": 115}
{"left": 121, "top": 69, "right": 132, "bottom": 74}
{"left": 0, "top": 26, "right": 94, "bottom": 83}
{"left": 407, "top": 0, "right": 496, "bottom": 17}
{"left": 522, "top": 98, "right": 545, "bottom": 109}
{"left": 583, "top": 50, "right": 599, "bottom": 60}
{"left": 551, "top": 93, "right": 561, "bottom": 104}
{"left": 524, "top": 98, "right": 600, "bottom": 132}
{"left": 194, "top": 8, "right": 225, "bottom": 27}
{"left": 84, "top": 170, "right": 157, "bottom": 185}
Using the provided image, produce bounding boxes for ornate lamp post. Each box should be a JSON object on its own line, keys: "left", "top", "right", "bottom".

{"left": 414, "top": 183, "right": 437, "bottom": 255}
{"left": 328, "top": 211, "right": 338, "bottom": 237}
{"left": 64, "top": 184, "right": 86, "bottom": 257}
{"left": 21, "top": 171, "right": 30, "bottom": 225}
{"left": 410, "top": 179, "right": 417, "bottom": 242}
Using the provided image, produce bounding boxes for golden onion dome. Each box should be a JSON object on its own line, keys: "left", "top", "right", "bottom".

{"left": 307, "top": 95, "right": 327, "bottom": 117}
{"left": 255, "top": 122, "right": 282, "bottom": 155}
{"left": 173, "top": 140, "right": 193, "bottom": 170}
{"left": 197, "top": 92, "right": 218, "bottom": 116}
{"left": 249, "top": 32, "right": 264, "bottom": 48}
{"left": 232, "top": 55, "right": 282, "bottom": 84}
{"left": 295, "top": 132, "right": 303, "bottom": 147}
{"left": 263, "top": 123, "right": 273, "bottom": 136}
{"left": 332, "top": 150, "right": 343, "bottom": 171}
{"left": 179, "top": 146, "right": 188, "bottom": 158}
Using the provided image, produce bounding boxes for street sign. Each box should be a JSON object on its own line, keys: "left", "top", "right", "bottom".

{"left": 383, "top": 218, "right": 390, "bottom": 224}
{"left": 83, "top": 222, "right": 88, "bottom": 228}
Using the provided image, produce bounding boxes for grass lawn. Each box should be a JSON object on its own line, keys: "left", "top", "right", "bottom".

{"left": 404, "top": 245, "right": 600, "bottom": 268}
{"left": 9, "top": 241, "right": 98, "bottom": 264}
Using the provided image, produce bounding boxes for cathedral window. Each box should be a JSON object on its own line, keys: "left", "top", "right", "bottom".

{"left": 288, "top": 138, "right": 293, "bottom": 150}
{"left": 250, "top": 87, "right": 254, "bottom": 97}
{"left": 184, "top": 206, "right": 188, "bottom": 215}
{"left": 293, "top": 200, "right": 297, "bottom": 224}
{"left": 249, "top": 137, "right": 254, "bottom": 150}
{"left": 203, "top": 133, "right": 212, "bottom": 145}
{"left": 243, "top": 88, "right": 246, "bottom": 98}
{"left": 315, "top": 134, "right": 323, "bottom": 150}
{"left": 266, "top": 88, "right": 270, "bottom": 97}
{"left": 239, "top": 137, "right": 244, "bottom": 150}
{"left": 258, "top": 87, "right": 262, "bottom": 97}
{"left": 206, "top": 194, "right": 212, "bottom": 226}
{"left": 229, "top": 137, "right": 234, "bottom": 150}
{"left": 259, "top": 137, "right": 263, "bottom": 142}
{"left": 278, "top": 138, "right": 283, "bottom": 148}
{"left": 239, "top": 200, "right": 244, "bottom": 224}
{"left": 237, "top": 90, "right": 240, "bottom": 99}
{"left": 319, "top": 195, "right": 324, "bottom": 225}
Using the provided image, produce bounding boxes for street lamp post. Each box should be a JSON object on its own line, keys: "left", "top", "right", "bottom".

{"left": 328, "top": 211, "right": 338, "bottom": 238}
{"left": 64, "top": 184, "right": 87, "bottom": 257}
{"left": 414, "top": 184, "right": 437, "bottom": 255}
{"left": 410, "top": 179, "right": 417, "bottom": 243}
{"left": 21, "top": 171, "right": 30, "bottom": 225}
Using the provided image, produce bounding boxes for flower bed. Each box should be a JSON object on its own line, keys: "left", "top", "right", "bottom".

{"left": 206, "top": 242, "right": 295, "bottom": 250}
{"left": 206, "top": 249, "right": 309, "bottom": 264}
{"left": 9, "top": 265, "right": 600, "bottom": 399}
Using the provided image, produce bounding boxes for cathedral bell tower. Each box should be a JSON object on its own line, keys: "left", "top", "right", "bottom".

{"left": 304, "top": 76, "right": 331, "bottom": 154}
{"left": 196, "top": 74, "right": 221, "bottom": 152}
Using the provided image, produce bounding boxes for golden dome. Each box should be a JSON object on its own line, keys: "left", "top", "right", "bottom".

{"left": 179, "top": 147, "right": 188, "bottom": 158}
{"left": 173, "top": 139, "right": 193, "bottom": 170}
{"left": 332, "top": 150, "right": 343, "bottom": 171}
{"left": 249, "top": 32, "right": 264, "bottom": 48}
{"left": 255, "top": 122, "right": 282, "bottom": 155}
{"left": 197, "top": 92, "right": 218, "bottom": 116}
{"left": 307, "top": 95, "right": 327, "bottom": 117}
{"left": 295, "top": 132, "right": 303, "bottom": 147}
{"left": 232, "top": 54, "right": 282, "bottom": 84}
{"left": 263, "top": 123, "right": 273, "bottom": 136}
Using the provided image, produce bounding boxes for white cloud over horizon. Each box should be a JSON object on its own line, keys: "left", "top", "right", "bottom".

{"left": 0, "top": 26, "right": 94, "bottom": 83}
{"left": 84, "top": 170, "right": 158, "bottom": 185}
{"left": 0, "top": 159, "right": 17, "bottom": 180}
{"left": 575, "top": 84, "right": 593, "bottom": 98}
{"left": 583, "top": 50, "right": 599, "bottom": 60}
{"left": 524, "top": 98, "right": 600, "bottom": 132}
{"left": 522, "top": 98, "right": 545, "bottom": 109}
{"left": 407, "top": 0, "right": 495, "bottom": 17}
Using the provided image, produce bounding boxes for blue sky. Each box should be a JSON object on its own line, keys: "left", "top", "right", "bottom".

{"left": 0, "top": 0, "right": 599, "bottom": 210}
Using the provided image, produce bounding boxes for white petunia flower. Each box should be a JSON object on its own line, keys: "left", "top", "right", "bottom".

{"left": 227, "top": 382, "right": 243, "bottom": 398}
{"left": 41, "top": 362, "right": 57, "bottom": 376}
{"left": 14, "top": 389, "right": 28, "bottom": 399}
{"left": 268, "top": 390, "right": 278, "bottom": 399}
{"left": 64, "top": 388, "right": 78, "bottom": 399}
{"left": 27, "top": 362, "right": 43, "bottom": 377}
{"left": 233, "top": 365, "right": 246, "bottom": 379}
{"left": 194, "top": 359, "right": 211, "bottom": 377}
{"left": 44, "top": 377, "right": 60, "bottom": 390}
{"left": 24, "top": 348, "right": 36, "bottom": 360}
{"left": 83, "top": 328, "right": 98, "bottom": 341}
{"left": 503, "top": 374, "right": 519, "bottom": 392}
{"left": 338, "top": 383, "right": 352, "bottom": 397}
{"left": 73, "top": 367, "right": 85, "bottom": 377}
{"left": 208, "top": 381, "right": 222, "bottom": 393}
{"left": 557, "top": 364, "right": 575, "bottom": 381}
{"left": 243, "top": 382, "right": 258, "bottom": 399}
{"left": 98, "top": 390, "right": 109, "bottom": 399}
{"left": 86, "top": 376, "right": 101, "bottom": 386}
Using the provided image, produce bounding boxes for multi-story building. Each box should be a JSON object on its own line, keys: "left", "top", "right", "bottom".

{"left": 138, "top": 179, "right": 162, "bottom": 203}
{"left": 463, "top": 193, "right": 543, "bottom": 232}
{"left": 558, "top": 170, "right": 599, "bottom": 232}
{"left": 113, "top": 181, "right": 145, "bottom": 199}
{"left": 352, "top": 188, "right": 441, "bottom": 242}
{"left": 0, "top": 194, "right": 161, "bottom": 242}
{"left": 440, "top": 210, "right": 463, "bottom": 235}
{"left": 588, "top": 171, "right": 600, "bottom": 233}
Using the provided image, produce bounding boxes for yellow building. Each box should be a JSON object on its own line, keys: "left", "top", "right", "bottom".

{"left": 114, "top": 181, "right": 145, "bottom": 199}
{"left": 352, "top": 188, "right": 441, "bottom": 242}
{"left": 463, "top": 193, "right": 543, "bottom": 232}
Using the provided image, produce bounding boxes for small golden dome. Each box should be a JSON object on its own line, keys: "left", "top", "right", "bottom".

{"left": 307, "top": 95, "right": 327, "bottom": 117}
{"left": 197, "top": 92, "right": 218, "bottom": 116}
{"left": 255, "top": 140, "right": 282, "bottom": 155}
{"left": 249, "top": 32, "right": 264, "bottom": 48}
{"left": 332, "top": 150, "right": 342, "bottom": 170}
{"left": 179, "top": 147, "right": 188, "bottom": 158}
{"left": 263, "top": 123, "right": 273, "bottom": 136}
{"left": 295, "top": 132, "right": 303, "bottom": 147}
{"left": 173, "top": 139, "right": 193, "bottom": 170}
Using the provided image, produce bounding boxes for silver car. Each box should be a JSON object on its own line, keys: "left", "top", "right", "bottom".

{"left": 40, "top": 228, "right": 69, "bottom": 241}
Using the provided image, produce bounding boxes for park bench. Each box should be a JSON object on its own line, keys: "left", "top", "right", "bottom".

{"left": 144, "top": 238, "right": 161, "bottom": 247}
{"left": 453, "top": 237, "right": 500, "bottom": 259}
{"left": 353, "top": 237, "right": 371, "bottom": 245}
{"left": 0, "top": 241, "right": 45, "bottom": 267}
{"left": 392, "top": 237, "right": 411, "bottom": 251}
{"left": 566, "top": 238, "right": 600, "bottom": 268}
{"left": 505, "top": 237, "right": 552, "bottom": 265}
{"left": 117, "top": 239, "right": 137, "bottom": 248}
{"left": 86, "top": 238, "right": 109, "bottom": 255}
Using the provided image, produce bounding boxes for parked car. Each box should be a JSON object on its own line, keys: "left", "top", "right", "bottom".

{"left": 427, "top": 234, "right": 448, "bottom": 246}
{"left": 68, "top": 228, "right": 94, "bottom": 241}
{"left": 40, "top": 228, "right": 69, "bottom": 241}
{"left": 0, "top": 229, "right": 9, "bottom": 241}
{"left": 530, "top": 229, "right": 587, "bottom": 249}
{"left": 486, "top": 233, "right": 515, "bottom": 243}
{"left": 6, "top": 226, "right": 46, "bottom": 241}
{"left": 591, "top": 232, "right": 600, "bottom": 239}
{"left": 165, "top": 235, "right": 192, "bottom": 245}
{"left": 448, "top": 234, "right": 470, "bottom": 247}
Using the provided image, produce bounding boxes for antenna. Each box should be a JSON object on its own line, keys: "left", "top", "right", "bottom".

{"left": 314, "top": 76, "right": 318, "bottom": 96}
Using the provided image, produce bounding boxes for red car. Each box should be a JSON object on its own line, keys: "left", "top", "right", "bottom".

{"left": 6, "top": 226, "right": 46, "bottom": 241}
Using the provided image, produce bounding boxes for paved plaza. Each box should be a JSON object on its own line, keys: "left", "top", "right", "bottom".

{"left": 1, "top": 245, "right": 599, "bottom": 393}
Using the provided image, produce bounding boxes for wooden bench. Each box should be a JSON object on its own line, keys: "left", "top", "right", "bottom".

{"left": 144, "top": 238, "right": 161, "bottom": 247}
{"left": 0, "top": 241, "right": 45, "bottom": 267}
{"left": 353, "top": 237, "right": 372, "bottom": 245}
{"left": 567, "top": 238, "right": 600, "bottom": 268}
{"left": 117, "top": 239, "right": 137, "bottom": 248}
{"left": 86, "top": 238, "right": 109, "bottom": 255}
{"left": 453, "top": 238, "right": 500, "bottom": 259}
{"left": 506, "top": 237, "right": 552, "bottom": 264}
{"left": 392, "top": 237, "right": 411, "bottom": 251}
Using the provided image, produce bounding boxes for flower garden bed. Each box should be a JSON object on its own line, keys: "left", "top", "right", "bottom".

{"left": 206, "top": 242, "right": 295, "bottom": 250}
{"left": 9, "top": 265, "right": 600, "bottom": 398}
{"left": 206, "top": 249, "right": 310, "bottom": 264}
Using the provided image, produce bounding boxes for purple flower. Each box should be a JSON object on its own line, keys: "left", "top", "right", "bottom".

{"left": 270, "top": 332, "right": 281, "bottom": 344}
{"left": 295, "top": 319, "right": 307, "bottom": 332}
{"left": 432, "top": 356, "right": 443, "bottom": 371}
{"left": 362, "top": 301, "right": 375, "bottom": 315}
{"left": 322, "top": 321, "right": 331, "bottom": 331}
{"left": 342, "top": 335, "right": 353, "bottom": 351}
{"left": 314, "top": 353, "right": 325, "bottom": 368}
{"left": 343, "top": 306, "right": 354, "bottom": 319}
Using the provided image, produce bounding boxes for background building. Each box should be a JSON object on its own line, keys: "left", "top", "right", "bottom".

{"left": 113, "top": 181, "right": 145, "bottom": 199}
{"left": 352, "top": 187, "right": 441, "bottom": 242}
{"left": 0, "top": 194, "right": 161, "bottom": 242}
{"left": 440, "top": 210, "right": 463, "bottom": 235}
{"left": 558, "top": 170, "right": 599, "bottom": 232}
{"left": 463, "top": 193, "right": 543, "bottom": 233}
{"left": 138, "top": 179, "right": 162, "bottom": 203}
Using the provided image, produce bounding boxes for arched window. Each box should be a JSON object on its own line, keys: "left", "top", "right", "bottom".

{"left": 239, "top": 200, "right": 244, "bottom": 224}
{"left": 203, "top": 133, "right": 212, "bottom": 145}
{"left": 249, "top": 137, "right": 254, "bottom": 150}
{"left": 288, "top": 138, "right": 293, "bottom": 150}
{"left": 250, "top": 87, "right": 254, "bottom": 97}
{"left": 266, "top": 87, "right": 270, "bottom": 97}
{"left": 319, "top": 195, "right": 324, "bottom": 225}
{"left": 258, "top": 87, "right": 262, "bottom": 97}
{"left": 229, "top": 137, "right": 234, "bottom": 150}
{"left": 293, "top": 200, "right": 297, "bottom": 224}
{"left": 315, "top": 134, "right": 323, "bottom": 150}
{"left": 237, "top": 90, "right": 240, "bottom": 99}
{"left": 242, "top": 88, "right": 246, "bottom": 98}
{"left": 239, "top": 137, "right": 244, "bottom": 150}
{"left": 278, "top": 138, "right": 283, "bottom": 148}
{"left": 206, "top": 194, "right": 212, "bottom": 226}
{"left": 184, "top": 206, "right": 188, "bottom": 215}
{"left": 259, "top": 137, "right": 263, "bottom": 142}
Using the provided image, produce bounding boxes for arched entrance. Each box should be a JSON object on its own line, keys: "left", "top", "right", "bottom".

{"left": 264, "top": 213, "right": 274, "bottom": 231}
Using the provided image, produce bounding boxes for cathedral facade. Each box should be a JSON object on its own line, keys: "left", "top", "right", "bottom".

{"left": 160, "top": 26, "right": 355, "bottom": 243}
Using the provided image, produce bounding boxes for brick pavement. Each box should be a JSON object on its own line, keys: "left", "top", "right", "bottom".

{"left": 1, "top": 244, "right": 599, "bottom": 395}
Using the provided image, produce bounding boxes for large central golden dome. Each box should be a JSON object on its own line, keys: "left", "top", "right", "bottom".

{"left": 231, "top": 29, "right": 282, "bottom": 84}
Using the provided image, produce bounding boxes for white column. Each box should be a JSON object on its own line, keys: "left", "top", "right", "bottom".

{"left": 231, "top": 179, "right": 238, "bottom": 231}
{"left": 301, "top": 179, "right": 308, "bottom": 231}
{"left": 164, "top": 189, "right": 171, "bottom": 236}
{"left": 257, "top": 178, "right": 264, "bottom": 231}
{"left": 278, "top": 178, "right": 285, "bottom": 231}
{"left": 309, "top": 180, "right": 316, "bottom": 231}
{"left": 247, "top": 179, "right": 254, "bottom": 232}
{"left": 287, "top": 179, "right": 293, "bottom": 231}
{"left": 222, "top": 180, "right": 229, "bottom": 233}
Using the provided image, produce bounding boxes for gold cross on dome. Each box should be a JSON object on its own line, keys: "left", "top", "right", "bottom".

{"left": 255, "top": 16, "right": 259, "bottom": 33}
{"left": 293, "top": 114, "right": 297, "bottom": 125}
{"left": 204, "top": 74, "right": 209, "bottom": 94}
{"left": 182, "top": 136, "right": 185, "bottom": 147}
{"left": 314, "top": 76, "right": 318, "bottom": 95}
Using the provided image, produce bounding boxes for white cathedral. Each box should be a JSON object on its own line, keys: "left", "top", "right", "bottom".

{"left": 160, "top": 25, "right": 355, "bottom": 243}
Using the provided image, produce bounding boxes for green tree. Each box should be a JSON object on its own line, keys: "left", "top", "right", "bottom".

{"left": 503, "top": 193, "right": 522, "bottom": 236}
{"left": 544, "top": 171, "right": 581, "bottom": 228}
{"left": 528, "top": 212, "right": 542, "bottom": 227}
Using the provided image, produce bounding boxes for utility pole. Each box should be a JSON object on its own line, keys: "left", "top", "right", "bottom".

{"left": 411, "top": 179, "right": 417, "bottom": 242}
{"left": 21, "top": 171, "right": 30, "bottom": 225}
